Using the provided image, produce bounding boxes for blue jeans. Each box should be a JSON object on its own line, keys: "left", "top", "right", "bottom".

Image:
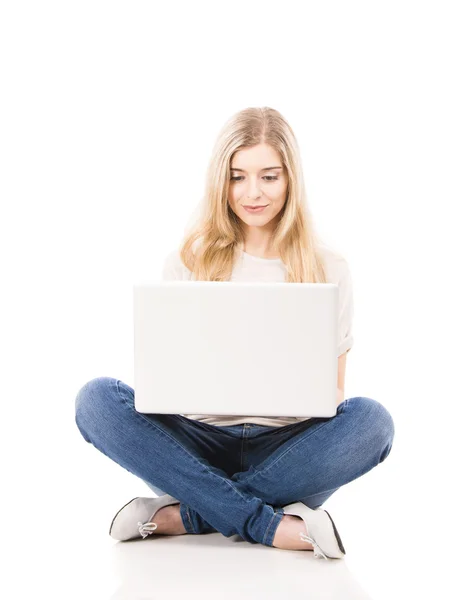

{"left": 74, "top": 377, "right": 395, "bottom": 547}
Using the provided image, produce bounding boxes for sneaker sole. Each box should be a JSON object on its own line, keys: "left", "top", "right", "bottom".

{"left": 323, "top": 509, "right": 346, "bottom": 555}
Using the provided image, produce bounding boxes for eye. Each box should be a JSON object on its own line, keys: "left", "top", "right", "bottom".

{"left": 230, "top": 175, "right": 279, "bottom": 181}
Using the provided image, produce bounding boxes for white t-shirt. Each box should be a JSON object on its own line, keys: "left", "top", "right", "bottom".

{"left": 161, "top": 245, "right": 354, "bottom": 427}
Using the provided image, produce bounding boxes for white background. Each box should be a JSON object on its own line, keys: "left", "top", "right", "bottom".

{"left": 1, "top": 1, "right": 449, "bottom": 598}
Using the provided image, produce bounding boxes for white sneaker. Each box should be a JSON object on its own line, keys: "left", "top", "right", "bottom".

{"left": 109, "top": 494, "right": 181, "bottom": 541}
{"left": 281, "top": 501, "right": 346, "bottom": 559}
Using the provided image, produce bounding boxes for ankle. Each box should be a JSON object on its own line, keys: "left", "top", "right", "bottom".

{"left": 272, "top": 515, "right": 314, "bottom": 551}
{"left": 153, "top": 504, "right": 187, "bottom": 535}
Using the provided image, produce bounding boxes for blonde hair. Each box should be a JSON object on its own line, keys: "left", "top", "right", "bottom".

{"left": 179, "top": 106, "right": 331, "bottom": 283}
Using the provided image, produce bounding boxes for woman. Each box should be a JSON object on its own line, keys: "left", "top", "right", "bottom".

{"left": 75, "top": 107, "right": 395, "bottom": 559}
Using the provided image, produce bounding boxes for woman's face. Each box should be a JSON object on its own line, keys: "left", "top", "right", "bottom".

{"left": 227, "top": 143, "right": 288, "bottom": 228}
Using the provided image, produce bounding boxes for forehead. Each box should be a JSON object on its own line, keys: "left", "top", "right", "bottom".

{"left": 230, "top": 144, "right": 282, "bottom": 170}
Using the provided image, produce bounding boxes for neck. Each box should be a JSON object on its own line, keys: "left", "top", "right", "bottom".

{"left": 239, "top": 241, "right": 279, "bottom": 260}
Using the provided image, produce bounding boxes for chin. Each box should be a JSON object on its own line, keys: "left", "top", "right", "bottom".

{"left": 240, "top": 210, "right": 274, "bottom": 222}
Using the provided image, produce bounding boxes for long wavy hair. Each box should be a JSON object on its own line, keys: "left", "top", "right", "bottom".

{"left": 179, "top": 106, "right": 331, "bottom": 283}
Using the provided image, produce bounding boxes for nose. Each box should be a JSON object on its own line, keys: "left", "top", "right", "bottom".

{"left": 244, "top": 176, "right": 262, "bottom": 200}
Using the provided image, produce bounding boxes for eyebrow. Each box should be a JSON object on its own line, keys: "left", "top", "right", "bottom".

{"left": 230, "top": 166, "right": 283, "bottom": 172}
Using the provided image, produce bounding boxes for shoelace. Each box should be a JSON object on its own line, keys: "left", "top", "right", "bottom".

{"left": 137, "top": 520, "right": 158, "bottom": 539}
{"left": 299, "top": 532, "right": 328, "bottom": 560}
{"left": 137, "top": 518, "right": 329, "bottom": 559}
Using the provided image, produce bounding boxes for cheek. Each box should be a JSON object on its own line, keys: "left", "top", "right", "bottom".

{"left": 271, "top": 184, "right": 288, "bottom": 201}
{"left": 228, "top": 189, "right": 239, "bottom": 205}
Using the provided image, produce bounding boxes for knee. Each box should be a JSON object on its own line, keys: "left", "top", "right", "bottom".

{"left": 74, "top": 376, "right": 118, "bottom": 441}
{"left": 347, "top": 396, "right": 395, "bottom": 462}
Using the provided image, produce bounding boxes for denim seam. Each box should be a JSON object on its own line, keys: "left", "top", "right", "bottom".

{"left": 263, "top": 509, "right": 283, "bottom": 546}
{"left": 184, "top": 505, "right": 195, "bottom": 533}
{"left": 240, "top": 427, "right": 247, "bottom": 472}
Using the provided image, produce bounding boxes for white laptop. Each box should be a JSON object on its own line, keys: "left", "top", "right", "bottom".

{"left": 133, "top": 281, "right": 339, "bottom": 419}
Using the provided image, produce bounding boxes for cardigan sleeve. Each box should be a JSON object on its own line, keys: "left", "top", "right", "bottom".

{"left": 161, "top": 249, "right": 192, "bottom": 281}
{"left": 337, "top": 260, "right": 354, "bottom": 356}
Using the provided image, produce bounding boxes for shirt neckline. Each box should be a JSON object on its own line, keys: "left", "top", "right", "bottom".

{"left": 241, "top": 250, "right": 283, "bottom": 263}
